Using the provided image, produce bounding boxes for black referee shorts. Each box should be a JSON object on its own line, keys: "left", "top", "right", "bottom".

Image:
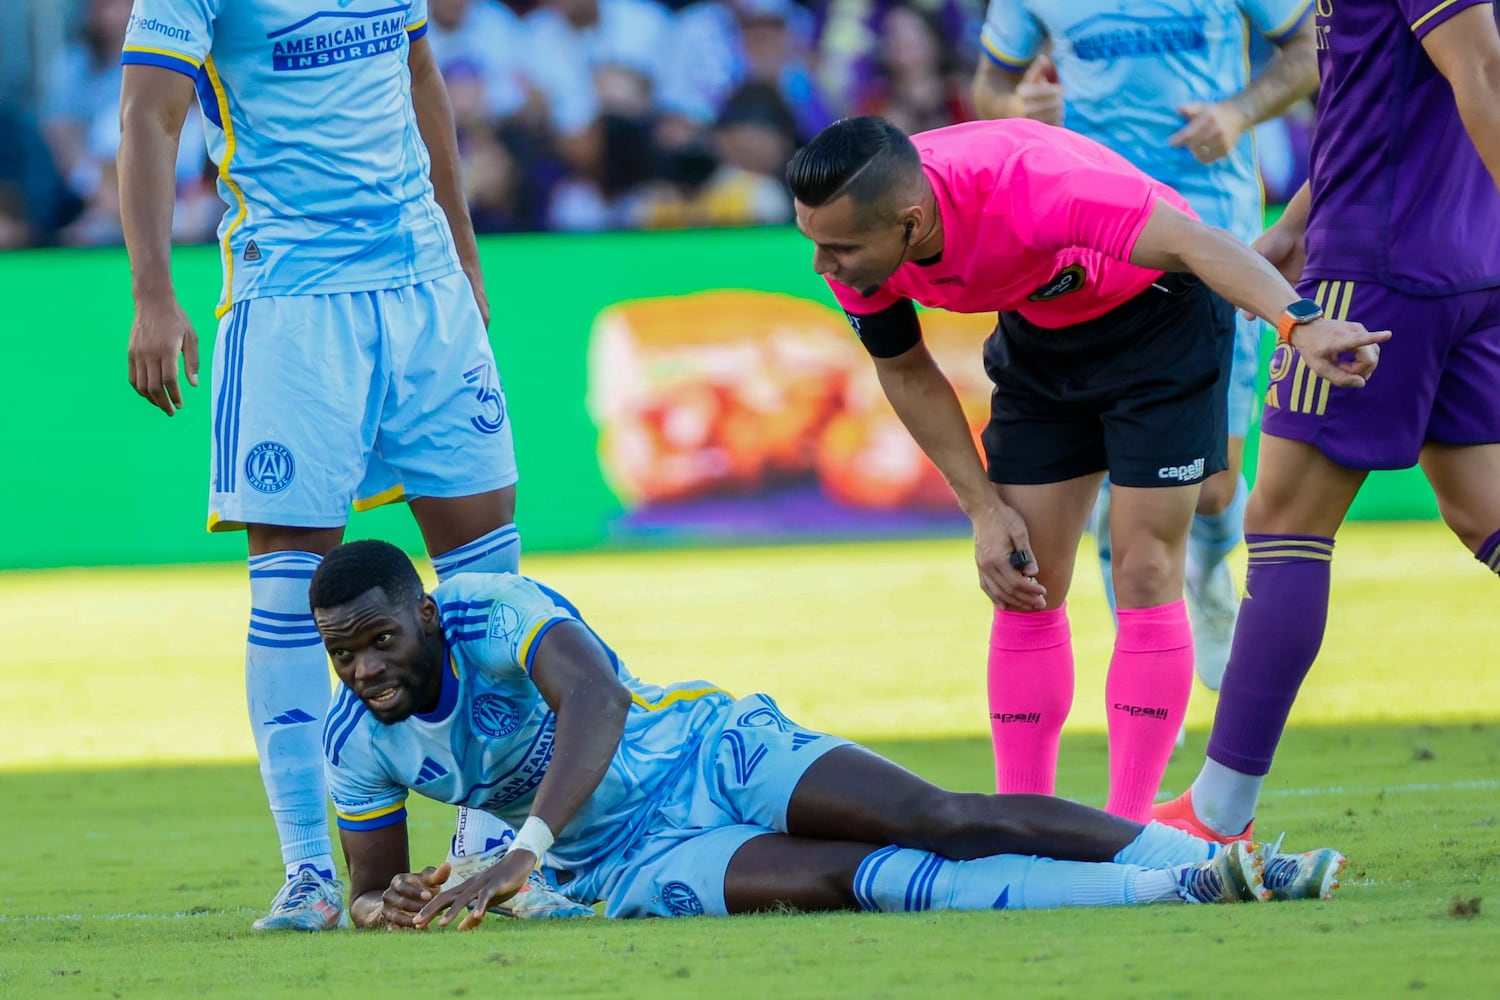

{"left": 981, "top": 273, "right": 1236, "bottom": 488}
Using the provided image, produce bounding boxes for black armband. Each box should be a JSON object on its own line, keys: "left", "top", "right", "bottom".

{"left": 844, "top": 299, "right": 922, "bottom": 359}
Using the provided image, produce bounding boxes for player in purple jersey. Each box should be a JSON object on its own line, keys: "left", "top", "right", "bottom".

{"left": 1156, "top": 0, "right": 1500, "bottom": 843}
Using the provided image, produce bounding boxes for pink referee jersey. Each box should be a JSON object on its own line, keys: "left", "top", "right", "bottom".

{"left": 827, "top": 120, "right": 1194, "bottom": 329}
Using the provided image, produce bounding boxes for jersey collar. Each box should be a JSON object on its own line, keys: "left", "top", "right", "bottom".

{"left": 413, "top": 648, "right": 461, "bottom": 724}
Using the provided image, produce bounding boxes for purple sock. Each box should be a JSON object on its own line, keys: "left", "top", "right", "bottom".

{"left": 1478, "top": 529, "right": 1500, "bottom": 576}
{"left": 1205, "top": 534, "right": 1334, "bottom": 776}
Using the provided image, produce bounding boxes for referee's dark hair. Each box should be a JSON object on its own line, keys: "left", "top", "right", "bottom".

{"left": 309, "top": 539, "right": 424, "bottom": 611}
{"left": 786, "top": 117, "right": 922, "bottom": 218}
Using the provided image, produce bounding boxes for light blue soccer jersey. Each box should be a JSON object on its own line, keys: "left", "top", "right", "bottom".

{"left": 323, "top": 573, "right": 736, "bottom": 891}
{"left": 122, "top": 1, "right": 459, "bottom": 316}
{"left": 980, "top": 0, "right": 1312, "bottom": 243}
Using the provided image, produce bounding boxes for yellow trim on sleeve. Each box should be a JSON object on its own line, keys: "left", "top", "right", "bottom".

{"left": 406, "top": 17, "right": 428, "bottom": 32}
{"left": 122, "top": 45, "right": 204, "bottom": 67}
{"left": 630, "top": 686, "right": 730, "bottom": 712}
{"left": 1411, "top": 0, "right": 1465, "bottom": 31}
{"left": 204, "top": 57, "right": 248, "bottom": 321}
{"left": 517, "top": 618, "right": 556, "bottom": 668}
{"left": 980, "top": 36, "right": 1032, "bottom": 72}
{"left": 336, "top": 801, "right": 406, "bottom": 823}
{"left": 352, "top": 484, "right": 407, "bottom": 512}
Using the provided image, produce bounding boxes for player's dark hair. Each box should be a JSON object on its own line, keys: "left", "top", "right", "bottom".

{"left": 309, "top": 539, "right": 424, "bottom": 612}
{"left": 785, "top": 116, "right": 922, "bottom": 213}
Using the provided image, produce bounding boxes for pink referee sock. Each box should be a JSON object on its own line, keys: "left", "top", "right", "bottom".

{"left": 987, "top": 605, "right": 1075, "bottom": 795}
{"left": 1104, "top": 600, "right": 1194, "bottom": 821}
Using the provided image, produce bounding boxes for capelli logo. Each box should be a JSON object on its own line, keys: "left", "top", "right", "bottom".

{"left": 990, "top": 712, "right": 1042, "bottom": 724}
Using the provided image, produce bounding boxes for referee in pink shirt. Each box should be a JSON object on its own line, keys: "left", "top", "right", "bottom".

{"left": 788, "top": 116, "right": 1387, "bottom": 820}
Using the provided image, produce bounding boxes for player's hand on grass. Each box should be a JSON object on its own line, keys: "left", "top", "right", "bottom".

{"left": 1168, "top": 101, "right": 1249, "bottom": 164}
{"left": 1016, "top": 55, "right": 1064, "bottom": 127}
{"left": 414, "top": 848, "right": 535, "bottom": 931}
{"left": 378, "top": 863, "right": 452, "bottom": 929}
{"left": 1287, "top": 319, "right": 1391, "bottom": 389}
{"left": 974, "top": 502, "right": 1047, "bottom": 611}
{"left": 128, "top": 296, "right": 199, "bottom": 417}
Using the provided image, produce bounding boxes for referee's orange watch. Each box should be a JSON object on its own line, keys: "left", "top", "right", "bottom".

{"left": 1276, "top": 298, "right": 1324, "bottom": 345}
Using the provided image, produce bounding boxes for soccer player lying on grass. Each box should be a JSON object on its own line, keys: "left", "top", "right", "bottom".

{"left": 310, "top": 541, "right": 1345, "bottom": 929}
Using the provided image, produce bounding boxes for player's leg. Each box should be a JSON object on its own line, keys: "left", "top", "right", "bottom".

{"left": 1159, "top": 277, "right": 1445, "bottom": 840}
{"left": 1185, "top": 310, "right": 1261, "bottom": 691}
{"left": 980, "top": 317, "right": 1109, "bottom": 797}
{"left": 210, "top": 293, "right": 383, "bottom": 930}
{"left": 985, "top": 475, "right": 1101, "bottom": 795}
{"left": 1092, "top": 275, "right": 1236, "bottom": 821}
{"left": 1088, "top": 478, "right": 1118, "bottom": 619}
{"left": 1418, "top": 289, "right": 1500, "bottom": 572}
{"left": 1422, "top": 443, "right": 1500, "bottom": 570}
{"left": 720, "top": 834, "right": 1262, "bottom": 914}
{"left": 1101, "top": 481, "right": 1199, "bottom": 819}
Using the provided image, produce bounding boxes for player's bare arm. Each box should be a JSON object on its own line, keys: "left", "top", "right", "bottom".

{"left": 413, "top": 623, "right": 630, "bottom": 930}
{"left": 971, "top": 54, "right": 1063, "bottom": 125}
{"left": 873, "top": 343, "right": 1045, "bottom": 611}
{"left": 1170, "top": 15, "right": 1318, "bottom": 164}
{"left": 119, "top": 65, "right": 200, "bottom": 417}
{"left": 340, "top": 820, "right": 430, "bottom": 929}
{"left": 1421, "top": 3, "right": 1500, "bottom": 193}
{"left": 1252, "top": 180, "right": 1312, "bottom": 286}
{"left": 1130, "top": 200, "right": 1390, "bottom": 388}
{"left": 408, "top": 36, "right": 489, "bottom": 328}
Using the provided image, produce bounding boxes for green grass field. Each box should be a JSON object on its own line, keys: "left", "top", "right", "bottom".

{"left": 2, "top": 523, "right": 1497, "bottom": 998}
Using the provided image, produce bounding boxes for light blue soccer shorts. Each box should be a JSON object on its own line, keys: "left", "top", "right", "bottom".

{"left": 1227, "top": 311, "right": 1264, "bottom": 439}
{"left": 586, "top": 694, "right": 852, "bottom": 919}
{"left": 207, "top": 271, "right": 517, "bottom": 531}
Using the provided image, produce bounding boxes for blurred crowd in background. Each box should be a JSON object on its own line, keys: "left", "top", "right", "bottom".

{"left": 0, "top": 0, "right": 1314, "bottom": 249}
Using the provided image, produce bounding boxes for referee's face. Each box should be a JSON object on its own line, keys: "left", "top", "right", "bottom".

{"left": 795, "top": 195, "right": 905, "bottom": 294}
{"left": 316, "top": 589, "right": 445, "bottom": 724}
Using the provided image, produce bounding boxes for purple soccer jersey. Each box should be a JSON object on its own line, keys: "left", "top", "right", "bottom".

{"left": 1303, "top": 0, "right": 1500, "bottom": 294}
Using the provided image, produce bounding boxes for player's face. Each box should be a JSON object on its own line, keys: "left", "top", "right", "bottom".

{"left": 795, "top": 194, "right": 907, "bottom": 293}
{"left": 315, "top": 589, "right": 445, "bottom": 724}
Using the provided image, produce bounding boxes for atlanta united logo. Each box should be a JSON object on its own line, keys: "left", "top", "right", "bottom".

{"left": 472, "top": 694, "right": 522, "bottom": 739}
{"left": 661, "top": 881, "right": 705, "bottom": 917}
{"left": 245, "top": 441, "right": 295, "bottom": 494}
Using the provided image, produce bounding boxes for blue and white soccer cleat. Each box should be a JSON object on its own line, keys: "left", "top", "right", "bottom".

{"left": 443, "top": 847, "right": 595, "bottom": 920}
{"left": 252, "top": 866, "right": 348, "bottom": 931}
{"left": 1174, "top": 841, "right": 1271, "bottom": 904}
{"left": 1263, "top": 846, "right": 1347, "bottom": 901}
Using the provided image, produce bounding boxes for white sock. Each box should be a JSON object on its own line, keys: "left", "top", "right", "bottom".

{"left": 247, "top": 551, "right": 335, "bottom": 880}
{"left": 1190, "top": 759, "right": 1264, "bottom": 838}
{"left": 433, "top": 524, "right": 523, "bottom": 857}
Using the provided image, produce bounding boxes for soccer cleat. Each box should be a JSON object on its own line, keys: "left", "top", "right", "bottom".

{"left": 1174, "top": 840, "right": 1270, "bottom": 904}
{"left": 1151, "top": 789, "right": 1254, "bottom": 844}
{"left": 443, "top": 847, "right": 595, "bottom": 920}
{"left": 252, "top": 866, "right": 348, "bottom": 931}
{"left": 1263, "top": 846, "right": 1347, "bottom": 901}
{"left": 1185, "top": 554, "right": 1237, "bottom": 691}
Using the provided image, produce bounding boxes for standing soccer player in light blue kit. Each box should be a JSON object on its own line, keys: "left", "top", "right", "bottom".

{"left": 117, "top": 0, "right": 590, "bottom": 930}
{"left": 971, "top": 0, "right": 1318, "bottom": 765}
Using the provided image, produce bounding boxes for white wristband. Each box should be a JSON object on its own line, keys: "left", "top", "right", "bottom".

{"left": 510, "top": 816, "right": 555, "bottom": 867}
